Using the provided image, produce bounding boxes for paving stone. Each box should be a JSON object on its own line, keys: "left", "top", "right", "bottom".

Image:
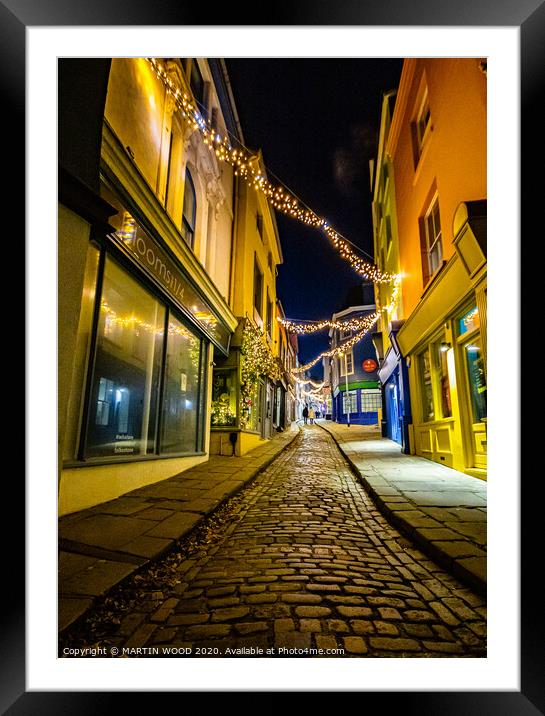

{"left": 336, "top": 606, "right": 373, "bottom": 618}
{"left": 350, "top": 620, "right": 375, "bottom": 634}
{"left": 275, "top": 631, "right": 312, "bottom": 651}
{"left": 61, "top": 560, "right": 136, "bottom": 597}
{"left": 184, "top": 624, "right": 232, "bottom": 639}
{"left": 327, "top": 619, "right": 351, "bottom": 634}
{"left": 378, "top": 607, "right": 402, "bottom": 620}
{"left": 146, "top": 513, "right": 202, "bottom": 539}
{"left": 211, "top": 607, "right": 250, "bottom": 622}
{"left": 167, "top": 613, "right": 210, "bottom": 626}
{"left": 369, "top": 637, "right": 421, "bottom": 652}
{"left": 299, "top": 619, "right": 322, "bottom": 633}
{"left": 315, "top": 635, "right": 339, "bottom": 652}
{"left": 234, "top": 622, "right": 269, "bottom": 635}
{"left": 343, "top": 636, "right": 368, "bottom": 654}
{"left": 281, "top": 593, "right": 323, "bottom": 604}
{"left": 245, "top": 593, "right": 278, "bottom": 604}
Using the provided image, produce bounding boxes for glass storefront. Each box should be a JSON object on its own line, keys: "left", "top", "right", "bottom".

{"left": 211, "top": 369, "right": 237, "bottom": 427}
{"left": 84, "top": 254, "right": 205, "bottom": 460}
{"left": 464, "top": 338, "right": 487, "bottom": 423}
{"left": 419, "top": 350, "right": 435, "bottom": 421}
{"left": 435, "top": 340, "right": 452, "bottom": 418}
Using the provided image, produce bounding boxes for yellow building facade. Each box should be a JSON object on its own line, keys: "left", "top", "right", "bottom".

{"left": 209, "top": 153, "right": 284, "bottom": 456}
{"left": 58, "top": 58, "right": 274, "bottom": 514}
{"left": 377, "top": 58, "right": 487, "bottom": 478}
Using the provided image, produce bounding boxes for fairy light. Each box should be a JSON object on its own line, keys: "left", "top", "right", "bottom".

{"left": 279, "top": 311, "right": 381, "bottom": 335}
{"left": 146, "top": 57, "right": 397, "bottom": 284}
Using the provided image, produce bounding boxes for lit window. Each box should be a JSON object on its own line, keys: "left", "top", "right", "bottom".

{"left": 422, "top": 196, "right": 443, "bottom": 281}
{"left": 253, "top": 256, "right": 263, "bottom": 318}
{"left": 181, "top": 169, "right": 196, "bottom": 249}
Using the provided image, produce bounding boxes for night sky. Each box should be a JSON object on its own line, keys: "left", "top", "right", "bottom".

{"left": 225, "top": 59, "right": 403, "bottom": 376}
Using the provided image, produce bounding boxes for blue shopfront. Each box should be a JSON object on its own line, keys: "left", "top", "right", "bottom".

{"left": 377, "top": 323, "right": 412, "bottom": 453}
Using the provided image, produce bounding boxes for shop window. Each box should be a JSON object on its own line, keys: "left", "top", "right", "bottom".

{"left": 419, "top": 349, "right": 435, "bottom": 422}
{"left": 161, "top": 314, "right": 202, "bottom": 453}
{"left": 84, "top": 256, "right": 206, "bottom": 460}
{"left": 342, "top": 390, "right": 357, "bottom": 414}
{"left": 435, "top": 340, "right": 452, "bottom": 418}
{"left": 211, "top": 369, "right": 237, "bottom": 427}
{"left": 181, "top": 169, "right": 197, "bottom": 249}
{"left": 361, "top": 390, "right": 382, "bottom": 411}
{"left": 465, "top": 339, "right": 487, "bottom": 423}
{"left": 85, "top": 257, "right": 165, "bottom": 458}
{"left": 253, "top": 256, "right": 263, "bottom": 319}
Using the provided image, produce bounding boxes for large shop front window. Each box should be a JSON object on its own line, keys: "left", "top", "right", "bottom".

{"left": 465, "top": 338, "right": 487, "bottom": 423}
{"left": 84, "top": 256, "right": 204, "bottom": 459}
{"left": 419, "top": 350, "right": 435, "bottom": 422}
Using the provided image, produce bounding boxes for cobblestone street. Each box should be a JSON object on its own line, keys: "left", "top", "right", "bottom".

{"left": 62, "top": 426, "right": 486, "bottom": 658}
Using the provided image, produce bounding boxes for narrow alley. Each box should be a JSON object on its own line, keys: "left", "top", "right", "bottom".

{"left": 61, "top": 426, "right": 486, "bottom": 658}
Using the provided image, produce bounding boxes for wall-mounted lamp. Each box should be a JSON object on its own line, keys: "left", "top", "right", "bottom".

{"left": 440, "top": 341, "right": 452, "bottom": 352}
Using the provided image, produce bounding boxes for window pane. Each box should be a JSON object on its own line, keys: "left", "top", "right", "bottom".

{"left": 458, "top": 306, "right": 480, "bottom": 335}
{"left": 86, "top": 258, "right": 165, "bottom": 457}
{"left": 343, "top": 390, "right": 357, "bottom": 414}
{"left": 211, "top": 369, "right": 237, "bottom": 426}
{"left": 465, "top": 339, "right": 487, "bottom": 423}
{"left": 435, "top": 341, "right": 452, "bottom": 418}
{"left": 420, "top": 350, "right": 435, "bottom": 421}
{"left": 161, "top": 314, "right": 202, "bottom": 453}
{"left": 253, "top": 259, "right": 262, "bottom": 316}
{"left": 182, "top": 170, "right": 196, "bottom": 248}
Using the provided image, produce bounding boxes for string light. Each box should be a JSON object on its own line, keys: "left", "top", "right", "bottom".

{"left": 146, "top": 58, "right": 397, "bottom": 284}
{"left": 279, "top": 312, "right": 381, "bottom": 335}
{"left": 291, "top": 313, "right": 380, "bottom": 374}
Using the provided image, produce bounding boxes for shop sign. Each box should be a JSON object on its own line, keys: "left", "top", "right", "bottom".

{"left": 107, "top": 215, "right": 231, "bottom": 354}
{"left": 363, "top": 358, "right": 378, "bottom": 373}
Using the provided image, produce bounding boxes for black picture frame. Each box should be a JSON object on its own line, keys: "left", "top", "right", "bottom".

{"left": 11, "top": 0, "right": 539, "bottom": 710}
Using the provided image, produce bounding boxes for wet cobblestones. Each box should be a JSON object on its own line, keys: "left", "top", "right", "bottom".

{"left": 61, "top": 426, "right": 486, "bottom": 658}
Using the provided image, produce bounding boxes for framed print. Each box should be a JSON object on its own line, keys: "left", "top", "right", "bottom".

{"left": 9, "top": 0, "right": 540, "bottom": 709}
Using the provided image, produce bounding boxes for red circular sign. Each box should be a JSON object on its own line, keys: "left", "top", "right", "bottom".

{"left": 363, "top": 359, "right": 378, "bottom": 373}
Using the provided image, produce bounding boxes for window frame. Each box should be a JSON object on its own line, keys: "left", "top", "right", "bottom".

{"left": 253, "top": 254, "right": 264, "bottom": 320}
{"left": 74, "top": 247, "right": 208, "bottom": 466}
{"left": 181, "top": 167, "right": 197, "bottom": 250}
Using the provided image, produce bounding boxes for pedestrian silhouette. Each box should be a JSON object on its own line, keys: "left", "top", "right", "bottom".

{"left": 302, "top": 405, "right": 309, "bottom": 425}
{"left": 309, "top": 406, "right": 315, "bottom": 424}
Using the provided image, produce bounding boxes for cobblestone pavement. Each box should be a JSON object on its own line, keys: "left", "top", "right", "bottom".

{"left": 61, "top": 426, "right": 486, "bottom": 658}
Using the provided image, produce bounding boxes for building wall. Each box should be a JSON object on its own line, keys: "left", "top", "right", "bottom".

{"left": 387, "top": 58, "right": 486, "bottom": 316}
{"left": 384, "top": 58, "right": 487, "bottom": 476}
{"left": 58, "top": 58, "right": 240, "bottom": 514}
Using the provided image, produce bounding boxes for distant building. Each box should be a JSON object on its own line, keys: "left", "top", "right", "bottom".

{"left": 326, "top": 284, "right": 382, "bottom": 427}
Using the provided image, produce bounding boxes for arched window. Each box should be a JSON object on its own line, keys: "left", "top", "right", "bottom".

{"left": 181, "top": 168, "right": 196, "bottom": 249}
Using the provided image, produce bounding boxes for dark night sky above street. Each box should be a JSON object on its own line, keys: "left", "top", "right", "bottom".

{"left": 225, "top": 59, "right": 403, "bottom": 374}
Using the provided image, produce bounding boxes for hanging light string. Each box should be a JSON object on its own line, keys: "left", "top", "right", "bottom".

{"left": 290, "top": 276, "right": 402, "bottom": 374}
{"left": 294, "top": 377, "right": 325, "bottom": 388}
{"left": 278, "top": 311, "right": 380, "bottom": 335}
{"left": 147, "top": 58, "right": 397, "bottom": 284}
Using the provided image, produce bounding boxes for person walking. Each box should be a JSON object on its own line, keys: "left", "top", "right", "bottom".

{"left": 302, "top": 405, "right": 309, "bottom": 425}
{"left": 308, "top": 406, "right": 315, "bottom": 425}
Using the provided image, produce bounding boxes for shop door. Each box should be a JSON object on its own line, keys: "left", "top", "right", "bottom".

{"left": 462, "top": 336, "right": 487, "bottom": 469}
{"left": 387, "top": 379, "right": 402, "bottom": 445}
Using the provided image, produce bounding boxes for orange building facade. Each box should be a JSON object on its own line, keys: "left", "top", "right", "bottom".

{"left": 376, "top": 58, "right": 487, "bottom": 478}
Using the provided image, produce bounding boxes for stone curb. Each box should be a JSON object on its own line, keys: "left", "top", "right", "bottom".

{"left": 316, "top": 421, "right": 486, "bottom": 596}
{"left": 59, "top": 425, "right": 301, "bottom": 634}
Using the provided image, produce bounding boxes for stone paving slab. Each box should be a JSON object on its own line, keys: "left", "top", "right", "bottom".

{"left": 316, "top": 420, "right": 486, "bottom": 595}
{"left": 59, "top": 425, "right": 300, "bottom": 633}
